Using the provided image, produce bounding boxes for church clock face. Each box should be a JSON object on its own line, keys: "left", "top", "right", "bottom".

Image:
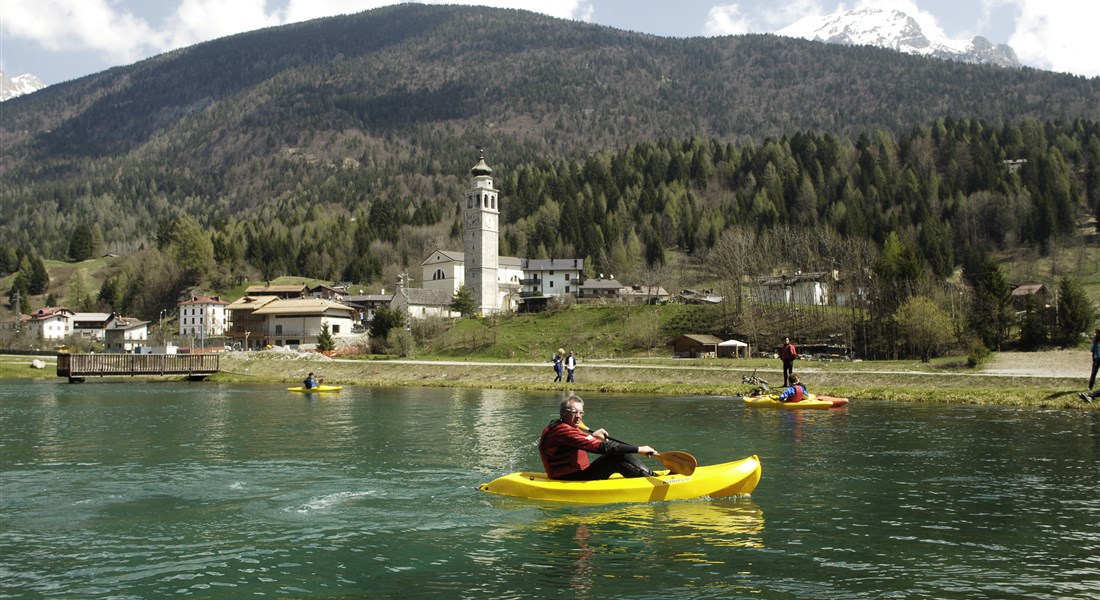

{"left": 486, "top": 215, "right": 495, "bottom": 229}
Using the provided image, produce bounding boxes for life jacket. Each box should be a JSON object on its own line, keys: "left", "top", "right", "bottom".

{"left": 538, "top": 419, "right": 595, "bottom": 478}
{"left": 790, "top": 384, "right": 805, "bottom": 402}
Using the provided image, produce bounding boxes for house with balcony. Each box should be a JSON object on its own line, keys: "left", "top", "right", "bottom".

{"left": 71, "top": 312, "right": 114, "bottom": 340}
{"left": 520, "top": 258, "right": 584, "bottom": 300}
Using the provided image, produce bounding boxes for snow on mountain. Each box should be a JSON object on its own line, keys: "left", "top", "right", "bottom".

{"left": 1, "top": 72, "right": 47, "bottom": 102}
{"left": 778, "top": 8, "right": 1019, "bottom": 69}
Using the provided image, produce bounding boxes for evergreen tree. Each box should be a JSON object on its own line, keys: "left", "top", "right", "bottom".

{"left": 369, "top": 306, "right": 405, "bottom": 346}
{"left": 450, "top": 284, "right": 476, "bottom": 317}
{"left": 68, "top": 224, "right": 97, "bottom": 261}
{"left": 965, "top": 254, "right": 1012, "bottom": 350}
{"left": 1055, "top": 277, "right": 1096, "bottom": 346}
{"left": 23, "top": 255, "right": 50, "bottom": 296}
{"left": 316, "top": 322, "right": 336, "bottom": 351}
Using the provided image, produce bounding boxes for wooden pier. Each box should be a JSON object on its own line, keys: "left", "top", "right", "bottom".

{"left": 57, "top": 353, "right": 220, "bottom": 383}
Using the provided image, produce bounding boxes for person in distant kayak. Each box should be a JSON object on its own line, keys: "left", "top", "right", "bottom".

{"left": 779, "top": 337, "right": 798, "bottom": 386}
{"left": 552, "top": 348, "right": 564, "bottom": 382}
{"left": 303, "top": 372, "right": 318, "bottom": 389}
{"left": 538, "top": 394, "right": 659, "bottom": 480}
{"left": 778, "top": 375, "right": 808, "bottom": 403}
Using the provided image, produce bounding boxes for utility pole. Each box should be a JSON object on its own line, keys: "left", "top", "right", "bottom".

{"left": 398, "top": 270, "right": 412, "bottom": 357}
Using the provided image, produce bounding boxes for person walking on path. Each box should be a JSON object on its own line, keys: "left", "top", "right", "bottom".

{"left": 565, "top": 351, "right": 577, "bottom": 383}
{"left": 779, "top": 337, "right": 798, "bottom": 386}
{"left": 552, "top": 348, "right": 564, "bottom": 382}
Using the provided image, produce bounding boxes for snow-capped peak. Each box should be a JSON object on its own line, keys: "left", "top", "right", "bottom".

{"left": 778, "top": 8, "right": 1019, "bottom": 69}
{"left": 1, "top": 72, "right": 47, "bottom": 102}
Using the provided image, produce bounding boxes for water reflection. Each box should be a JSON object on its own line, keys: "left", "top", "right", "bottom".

{"left": 531, "top": 500, "right": 765, "bottom": 551}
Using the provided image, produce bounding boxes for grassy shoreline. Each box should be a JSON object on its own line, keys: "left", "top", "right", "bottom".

{"left": 5, "top": 351, "right": 1088, "bottom": 410}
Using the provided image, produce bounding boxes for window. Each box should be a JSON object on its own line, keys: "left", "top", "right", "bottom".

{"left": 565, "top": 274, "right": 570, "bottom": 281}
{"left": 332, "top": 325, "right": 341, "bottom": 334}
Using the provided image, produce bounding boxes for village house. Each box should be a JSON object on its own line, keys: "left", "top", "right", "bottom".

{"left": 103, "top": 317, "right": 149, "bottom": 353}
{"left": 177, "top": 295, "right": 230, "bottom": 338}
{"left": 1010, "top": 284, "right": 1051, "bottom": 309}
{"left": 341, "top": 291, "right": 394, "bottom": 327}
{"left": 578, "top": 275, "right": 624, "bottom": 300}
{"left": 71, "top": 312, "right": 114, "bottom": 340}
{"left": 310, "top": 284, "right": 348, "bottom": 302}
{"left": 226, "top": 296, "right": 356, "bottom": 350}
{"left": 391, "top": 288, "right": 459, "bottom": 320}
{"left": 521, "top": 258, "right": 585, "bottom": 301}
{"left": 622, "top": 284, "right": 671, "bottom": 304}
{"left": 22, "top": 307, "right": 74, "bottom": 341}
{"left": 243, "top": 284, "right": 309, "bottom": 299}
{"left": 755, "top": 271, "right": 835, "bottom": 306}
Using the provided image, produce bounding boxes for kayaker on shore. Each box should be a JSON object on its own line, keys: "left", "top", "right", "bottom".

{"left": 779, "top": 337, "right": 798, "bottom": 386}
{"left": 778, "top": 375, "right": 808, "bottom": 403}
{"left": 538, "top": 394, "right": 659, "bottom": 480}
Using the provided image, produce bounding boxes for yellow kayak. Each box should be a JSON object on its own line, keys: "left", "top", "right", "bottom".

{"left": 479, "top": 455, "right": 761, "bottom": 504}
{"left": 287, "top": 385, "right": 343, "bottom": 392}
{"left": 743, "top": 393, "right": 842, "bottom": 409}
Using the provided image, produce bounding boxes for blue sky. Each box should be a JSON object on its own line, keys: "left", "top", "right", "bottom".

{"left": 2, "top": 0, "right": 1096, "bottom": 85}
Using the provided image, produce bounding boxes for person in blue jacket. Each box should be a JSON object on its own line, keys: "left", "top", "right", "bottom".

{"left": 303, "top": 372, "right": 318, "bottom": 389}
{"left": 778, "top": 375, "right": 808, "bottom": 403}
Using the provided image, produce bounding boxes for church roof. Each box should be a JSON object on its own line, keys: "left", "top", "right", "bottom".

{"left": 470, "top": 151, "right": 492, "bottom": 176}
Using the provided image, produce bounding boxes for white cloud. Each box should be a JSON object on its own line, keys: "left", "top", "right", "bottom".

{"left": 703, "top": 4, "right": 756, "bottom": 35}
{"left": 3, "top": 0, "right": 166, "bottom": 63}
{"left": 1007, "top": 0, "right": 1100, "bottom": 77}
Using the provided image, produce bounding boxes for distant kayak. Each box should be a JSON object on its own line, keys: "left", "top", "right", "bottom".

{"left": 480, "top": 455, "right": 761, "bottom": 504}
{"left": 743, "top": 393, "right": 847, "bottom": 409}
{"left": 287, "top": 385, "right": 343, "bottom": 392}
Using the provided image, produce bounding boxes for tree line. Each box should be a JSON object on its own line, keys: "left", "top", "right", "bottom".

{"left": 3, "top": 117, "right": 1098, "bottom": 358}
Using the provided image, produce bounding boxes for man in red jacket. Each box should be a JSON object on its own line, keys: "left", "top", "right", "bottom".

{"left": 538, "top": 394, "right": 659, "bottom": 480}
{"left": 779, "top": 337, "right": 798, "bottom": 386}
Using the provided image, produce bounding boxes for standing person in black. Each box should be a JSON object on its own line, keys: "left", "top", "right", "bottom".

{"left": 565, "top": 351, "right": 577, "bottom": 383}
{"left": 779, "top": 337, "right": 798, "bottom": 387}
{"left": 552, "top": 348, "right": 564, "bottom": 382}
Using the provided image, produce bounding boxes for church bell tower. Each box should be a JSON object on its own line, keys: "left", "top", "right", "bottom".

{"left": 463, "top": 149, "right": 499, "bottom": 315}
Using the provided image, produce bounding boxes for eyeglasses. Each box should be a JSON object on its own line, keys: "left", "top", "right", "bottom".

{"left": 566, "top": 409, "right": 584, "bottom": 415}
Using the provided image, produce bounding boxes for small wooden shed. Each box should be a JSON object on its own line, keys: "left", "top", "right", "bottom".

{"left": 670, "top": 334, "right": 724, "bottom": 358}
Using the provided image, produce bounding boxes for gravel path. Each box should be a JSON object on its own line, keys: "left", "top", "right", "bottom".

{"left": 980, "top": 349, "right": 1087, "bottom": 380}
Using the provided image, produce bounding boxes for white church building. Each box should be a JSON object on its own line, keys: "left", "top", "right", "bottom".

{"left": 412, "top": 152, "right": 584, "bottom": 317}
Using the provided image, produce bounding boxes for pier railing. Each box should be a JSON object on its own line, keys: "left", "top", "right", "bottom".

{"left": 56, "top": 353, "right": 220, "bottom": 382}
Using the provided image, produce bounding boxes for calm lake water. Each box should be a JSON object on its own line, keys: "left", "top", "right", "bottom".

{"left": 1, "top": 380, "right": 1098, "bottom": 599}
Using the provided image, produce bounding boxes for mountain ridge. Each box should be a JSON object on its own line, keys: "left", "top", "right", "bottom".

{"left": 778, "top": 8, "right": 1020, "bottom": 68}
{"left": 0, "top": 72, "right": 46, "bottom": 102}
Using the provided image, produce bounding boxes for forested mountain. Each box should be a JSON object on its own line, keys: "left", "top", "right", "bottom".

{"left": 1, "top": 3, "right": 1099, "bottom": 355}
